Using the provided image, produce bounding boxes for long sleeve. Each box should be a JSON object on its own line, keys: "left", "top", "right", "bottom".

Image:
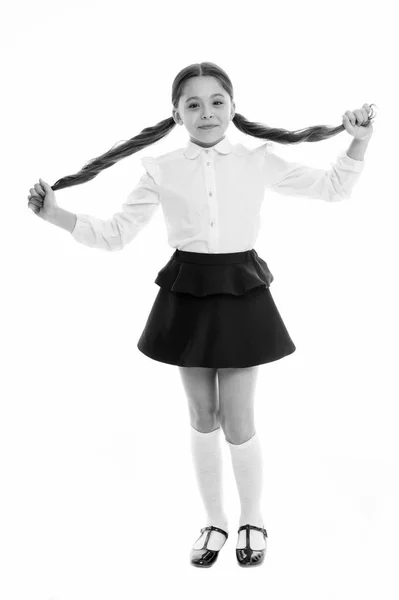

{"left": 70, "top": 157, "right": 161, "bottom": 251}
{"left": 262, "top": 143, "right": 365, "bottom": 202}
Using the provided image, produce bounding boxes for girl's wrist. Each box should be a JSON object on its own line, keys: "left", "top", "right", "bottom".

{"left": 46, "top": 207, "right": 77, "bottom": 233}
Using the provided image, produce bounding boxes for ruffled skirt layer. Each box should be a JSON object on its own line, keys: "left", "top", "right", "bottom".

{"left": 137, "top": 248, "right": 296, "bottom": 368}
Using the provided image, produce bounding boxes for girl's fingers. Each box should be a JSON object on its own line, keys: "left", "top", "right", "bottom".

{"left": 353, "top": 109, "right": 362, "bottom": 124}
{"left": 346, "top": 106, "right": 372, "bottom": 126}
{"left": 28, "top": 179, "right": 48, "bottom": 214}
{"left": 353, "top": 108, "right": 368, "bottom": 124}
{"left": 28, "top": 198, "right": 42, "bottom": 209}
{"left": 343, "top": 115, "right": 352, "bottom": 131}
{"left": 34, "top": 183, "right": 45, "bottom": 196}
{"left": 32, "top": 198, "right": 42, "bottom": 207}
{"left": 28, "top": 195, "right": 42, "bottom": 203}
{"left": 28, "top": 193, "right": 43, "bottom": 204}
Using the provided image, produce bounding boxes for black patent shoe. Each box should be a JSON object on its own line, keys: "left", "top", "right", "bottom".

{"left": 190, "top": 525, "right": 229, "bottom": 568}
{"left": 236, "top": 524, "right": 268, "bottom": 567}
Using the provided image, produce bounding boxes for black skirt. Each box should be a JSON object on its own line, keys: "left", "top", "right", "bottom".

{"left": 137, "top": 248, "right": 296, "bottom": 368}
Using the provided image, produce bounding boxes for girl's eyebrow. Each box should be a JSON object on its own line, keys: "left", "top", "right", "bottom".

{"left": 185, "top": 93, "right": 225, "bottom": 103}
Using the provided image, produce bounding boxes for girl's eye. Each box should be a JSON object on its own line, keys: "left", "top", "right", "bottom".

{"left": 188, "top": 101, "right": 223, "bottom": 109}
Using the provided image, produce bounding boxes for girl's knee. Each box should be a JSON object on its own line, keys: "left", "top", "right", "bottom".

{"left": 217, "top": 366, "right": 258, "bottom": 436}
{"left": 191, "top": 412, "right": 221, "bottom": 433}
{"left": 221, "top": 423, "right": 256, "bottom": 445}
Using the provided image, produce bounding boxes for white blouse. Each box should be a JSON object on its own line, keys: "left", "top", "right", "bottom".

{"left": 70, "top": 135, "right": 365, "bottom": 253}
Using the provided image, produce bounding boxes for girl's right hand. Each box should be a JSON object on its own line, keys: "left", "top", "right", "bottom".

{"left": 27, "top": 179, "right": 58, "bottom": 221}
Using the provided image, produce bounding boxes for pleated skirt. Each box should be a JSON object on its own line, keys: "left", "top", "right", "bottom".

{"left": 137, "top": 248, "right": 296, "bottom": 368}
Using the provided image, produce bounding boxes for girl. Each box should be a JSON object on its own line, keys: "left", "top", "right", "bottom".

{"left": 27, "top": 62, "right": 375, "bottom": 569}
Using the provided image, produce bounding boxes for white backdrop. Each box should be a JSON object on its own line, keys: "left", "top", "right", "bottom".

{"left": 1, "top": 0, "right": 398, "bottom": 598}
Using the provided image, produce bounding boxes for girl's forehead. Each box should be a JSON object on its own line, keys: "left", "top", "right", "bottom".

{"left": 183, "top": 77, "right": 225, "bottom": 97}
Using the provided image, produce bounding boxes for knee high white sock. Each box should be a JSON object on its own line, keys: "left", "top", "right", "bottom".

{"left": 190, "top": 425, "right": 229, "bottom": 531}
{"left": 226, "top": 432, "right": 265, "bottom": 529}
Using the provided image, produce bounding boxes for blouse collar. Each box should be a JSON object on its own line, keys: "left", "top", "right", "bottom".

{"left": 184, "top": 135, "right": 234, "bottom": 159}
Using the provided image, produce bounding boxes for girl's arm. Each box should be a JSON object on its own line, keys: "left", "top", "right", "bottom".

{"left": 67, "top": 158, "right": 160, "bottom": 251}
{"left": 262, "top": 143, "right": 366, "bottom": 202}
{"left": 47, "top": 207, "right": 77, "bottom": 232}
{"left": 346, "top": 137, "right": 371, "bottom": 161}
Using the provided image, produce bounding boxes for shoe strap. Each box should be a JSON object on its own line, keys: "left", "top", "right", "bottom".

{"left": 200, "top": 525, "right": 229, "bottom": 540}
{"left": 237, "top": 524, "right": 268, "bottom": 537}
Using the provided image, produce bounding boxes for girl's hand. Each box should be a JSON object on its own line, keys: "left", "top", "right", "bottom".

{"left": 342, "top": 103, "right": 375, "bottom": 140}
{"left": 27, "top": 179, "right": 58, "bottom": 221}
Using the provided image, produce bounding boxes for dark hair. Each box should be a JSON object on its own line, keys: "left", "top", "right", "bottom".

{"left": 51, "top": 61, "right": 376, "bottom": 192}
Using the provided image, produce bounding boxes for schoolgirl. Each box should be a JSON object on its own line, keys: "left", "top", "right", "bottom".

{"left": 27, "top": 61, "right": 375, "bottom": 568}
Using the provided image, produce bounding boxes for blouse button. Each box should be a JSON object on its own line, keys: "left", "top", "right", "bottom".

{"left": 206, "top": 162, "right": 210, "bottom": 166}
{"left": 205, "top": 150, "right": 209, "bottom": 154}
{"left": 209, "top": 191, "right": 213, "bottom": 196}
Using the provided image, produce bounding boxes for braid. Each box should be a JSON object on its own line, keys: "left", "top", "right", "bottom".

{"left": 49, "top": 60, "right": 376, "bottom": 193}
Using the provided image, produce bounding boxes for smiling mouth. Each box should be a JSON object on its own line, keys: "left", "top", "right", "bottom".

{"left": 199, "top": 125, "right": 218, "bottom": 129}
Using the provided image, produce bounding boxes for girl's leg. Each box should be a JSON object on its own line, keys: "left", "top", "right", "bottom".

{"left": 178, "top": 366, "right": 228, "bottom": 551}
{"left": 218, "top": 365, "right": 266, "bottom": 550}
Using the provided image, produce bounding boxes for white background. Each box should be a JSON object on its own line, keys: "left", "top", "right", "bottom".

{"left": 1, "top": 0, "right": 398, "bottom": 598}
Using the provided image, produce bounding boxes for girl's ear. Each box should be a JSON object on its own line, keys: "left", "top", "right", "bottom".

{"left": 173, "top": 109, "right": 181, "bottom": 125}
{"left": 231, "top": 101, "right": 236, "bottom": 120}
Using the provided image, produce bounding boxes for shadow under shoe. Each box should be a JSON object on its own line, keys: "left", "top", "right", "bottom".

{"left": 190, "top": 525, "right": 229, "bottom": 568}
{"left": 236, "top": 524, "right": 268, "bottom": 567}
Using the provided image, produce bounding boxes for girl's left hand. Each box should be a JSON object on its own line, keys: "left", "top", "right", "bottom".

{"left": 342, "top": 103, "right": 374, "bottom": 140}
